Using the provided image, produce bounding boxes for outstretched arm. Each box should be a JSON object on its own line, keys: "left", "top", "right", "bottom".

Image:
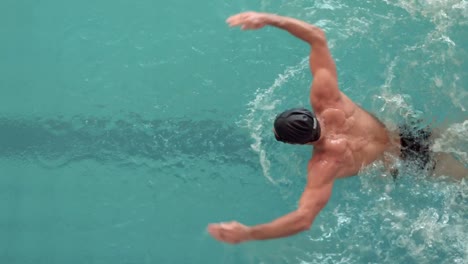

{"left": 248, "top": 166, "right": 334, "bottom": 240}
{"left": 207, "top": 159, "right": 336, "bottom": 243}
{"left": 227, "top": 12, "right": 341, "bottom": 110}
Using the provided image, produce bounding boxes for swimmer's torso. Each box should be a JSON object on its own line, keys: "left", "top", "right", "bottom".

{"left": 312, "top": 92, "right": 397, "bottom": 178}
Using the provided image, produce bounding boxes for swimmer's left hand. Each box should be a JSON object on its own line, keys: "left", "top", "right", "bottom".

{"left": 226, "top": 12, "right": 269, "bottom": 30}
{"left": 207, "top": 221, "right": 251, "bottom": 244}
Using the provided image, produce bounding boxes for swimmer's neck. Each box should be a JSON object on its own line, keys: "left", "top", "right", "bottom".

{"left": 307, "top": 122, "right": 326, "bottom": 147}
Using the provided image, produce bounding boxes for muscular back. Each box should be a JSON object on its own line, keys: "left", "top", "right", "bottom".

{"left": 313, "top": 92, "right": 393, "bottom": 178}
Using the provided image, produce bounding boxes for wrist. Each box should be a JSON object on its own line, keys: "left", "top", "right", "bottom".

{"left": 245, "top": 225, "right": 256, "bottom": 241}
{"left": 263, "top": 13, "right": 280, "bottom": 26}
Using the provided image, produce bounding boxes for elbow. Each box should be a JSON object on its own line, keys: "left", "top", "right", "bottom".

{"left": 296, "top": 201, "right": 327, "bottom": 231}
{"left": 299, "top": 220, "right": 312, "bottom": 232}
{"left": 307, "top": 27, "right": 326, "bottom": 45}
{"left": 296, "top": 210, "right": 314, "bottom": 232}
{"left": 316, "top": 28, "right": 326, "bottom": 40}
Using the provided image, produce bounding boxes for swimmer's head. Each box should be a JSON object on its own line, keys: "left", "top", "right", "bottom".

{"left": 273, "top": 108, "right": 321, "bottom": 144}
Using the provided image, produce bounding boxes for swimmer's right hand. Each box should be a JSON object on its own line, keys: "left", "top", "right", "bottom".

{"left": 226, "top": 12, "right": 271, "bottom": 30}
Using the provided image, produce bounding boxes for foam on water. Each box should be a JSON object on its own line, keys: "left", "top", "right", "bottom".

{"left": 287, "top": 164, "right": 468, "bottom": 263}
{"left": 238, "top": 57, "right": 309, "bottom": 184}
{"left": 239, "top": 0, "right": 467, "bottom": 262}
{"left": 384, "top": 0, "right": 468, "bottom": 114}
{"left": 433, "top": 120, "right": 468, "bottom": 165}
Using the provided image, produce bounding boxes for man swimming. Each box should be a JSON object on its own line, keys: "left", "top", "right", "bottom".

{"left": 207, "top": 11, "right": 467, "bottom": 244}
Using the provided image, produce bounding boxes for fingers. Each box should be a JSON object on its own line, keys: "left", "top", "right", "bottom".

{"left": 226, "top": 14, "right": 265, "bottom": 31}
{"left": 227, "top": 12, "right": 249, "bottom": 22}
{"left": 220, "top": 222, "right": 237, "bottom": 229}
{"left": 226, "top": 12, "right": 254, "bottom": 27}
{"left": 207, "top": 224, "right": 224, "bottom": 242}
{"left": 227, "top": 17, "right": 244, "bottom": 27}
{"left": 219, "top": 227, "right": 240, "bottom": 244}
{"left": 226, "top": 14, "right": 241, "bottom": 26}
{"left": 226, "top": 14, "right": 240, "bottom": 25}
{"left": 207, "top": 223, "right": 241, "bottom": 244}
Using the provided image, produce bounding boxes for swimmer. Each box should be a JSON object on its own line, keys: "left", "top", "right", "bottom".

{"left": 207, "top": 11, "right": 467, "bottom": 244}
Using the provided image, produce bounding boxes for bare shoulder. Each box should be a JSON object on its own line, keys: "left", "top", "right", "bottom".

{"left": 313, "top": 91, "right": 357, "bottom": 119}
{"left": 310, "top": 140, "right": 347, "bottom": 165}
{"left": 310, "top": 69, "right": 341, "bottom": 113}
{"left": 333, "top": 92, "right": 359, "bottom": 117}
{"left": 306, "top": 150, "right": 343, "bottom": 182}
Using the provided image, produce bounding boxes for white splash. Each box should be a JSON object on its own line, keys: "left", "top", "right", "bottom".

{"left": 384, "top": 0, "right": 467, "bottom": 112}
{"left": 238, "top": 57, "right": 309, "bottom": 184}
{"left": 433, "top": 120, "right": 468, "bottom": 165}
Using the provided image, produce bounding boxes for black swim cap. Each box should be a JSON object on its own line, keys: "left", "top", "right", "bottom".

{"left": 273, "top": 108, "right": 321, "bottom": 144}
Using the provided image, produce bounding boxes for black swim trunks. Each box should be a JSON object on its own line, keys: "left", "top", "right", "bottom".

{"left": 399, "top": 123, "right": 435, "bottom": 171}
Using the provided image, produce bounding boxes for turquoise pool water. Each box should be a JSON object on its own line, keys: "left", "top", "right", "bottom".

{"left": 1, "top": 0, "right": 467, "bottom": 263}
